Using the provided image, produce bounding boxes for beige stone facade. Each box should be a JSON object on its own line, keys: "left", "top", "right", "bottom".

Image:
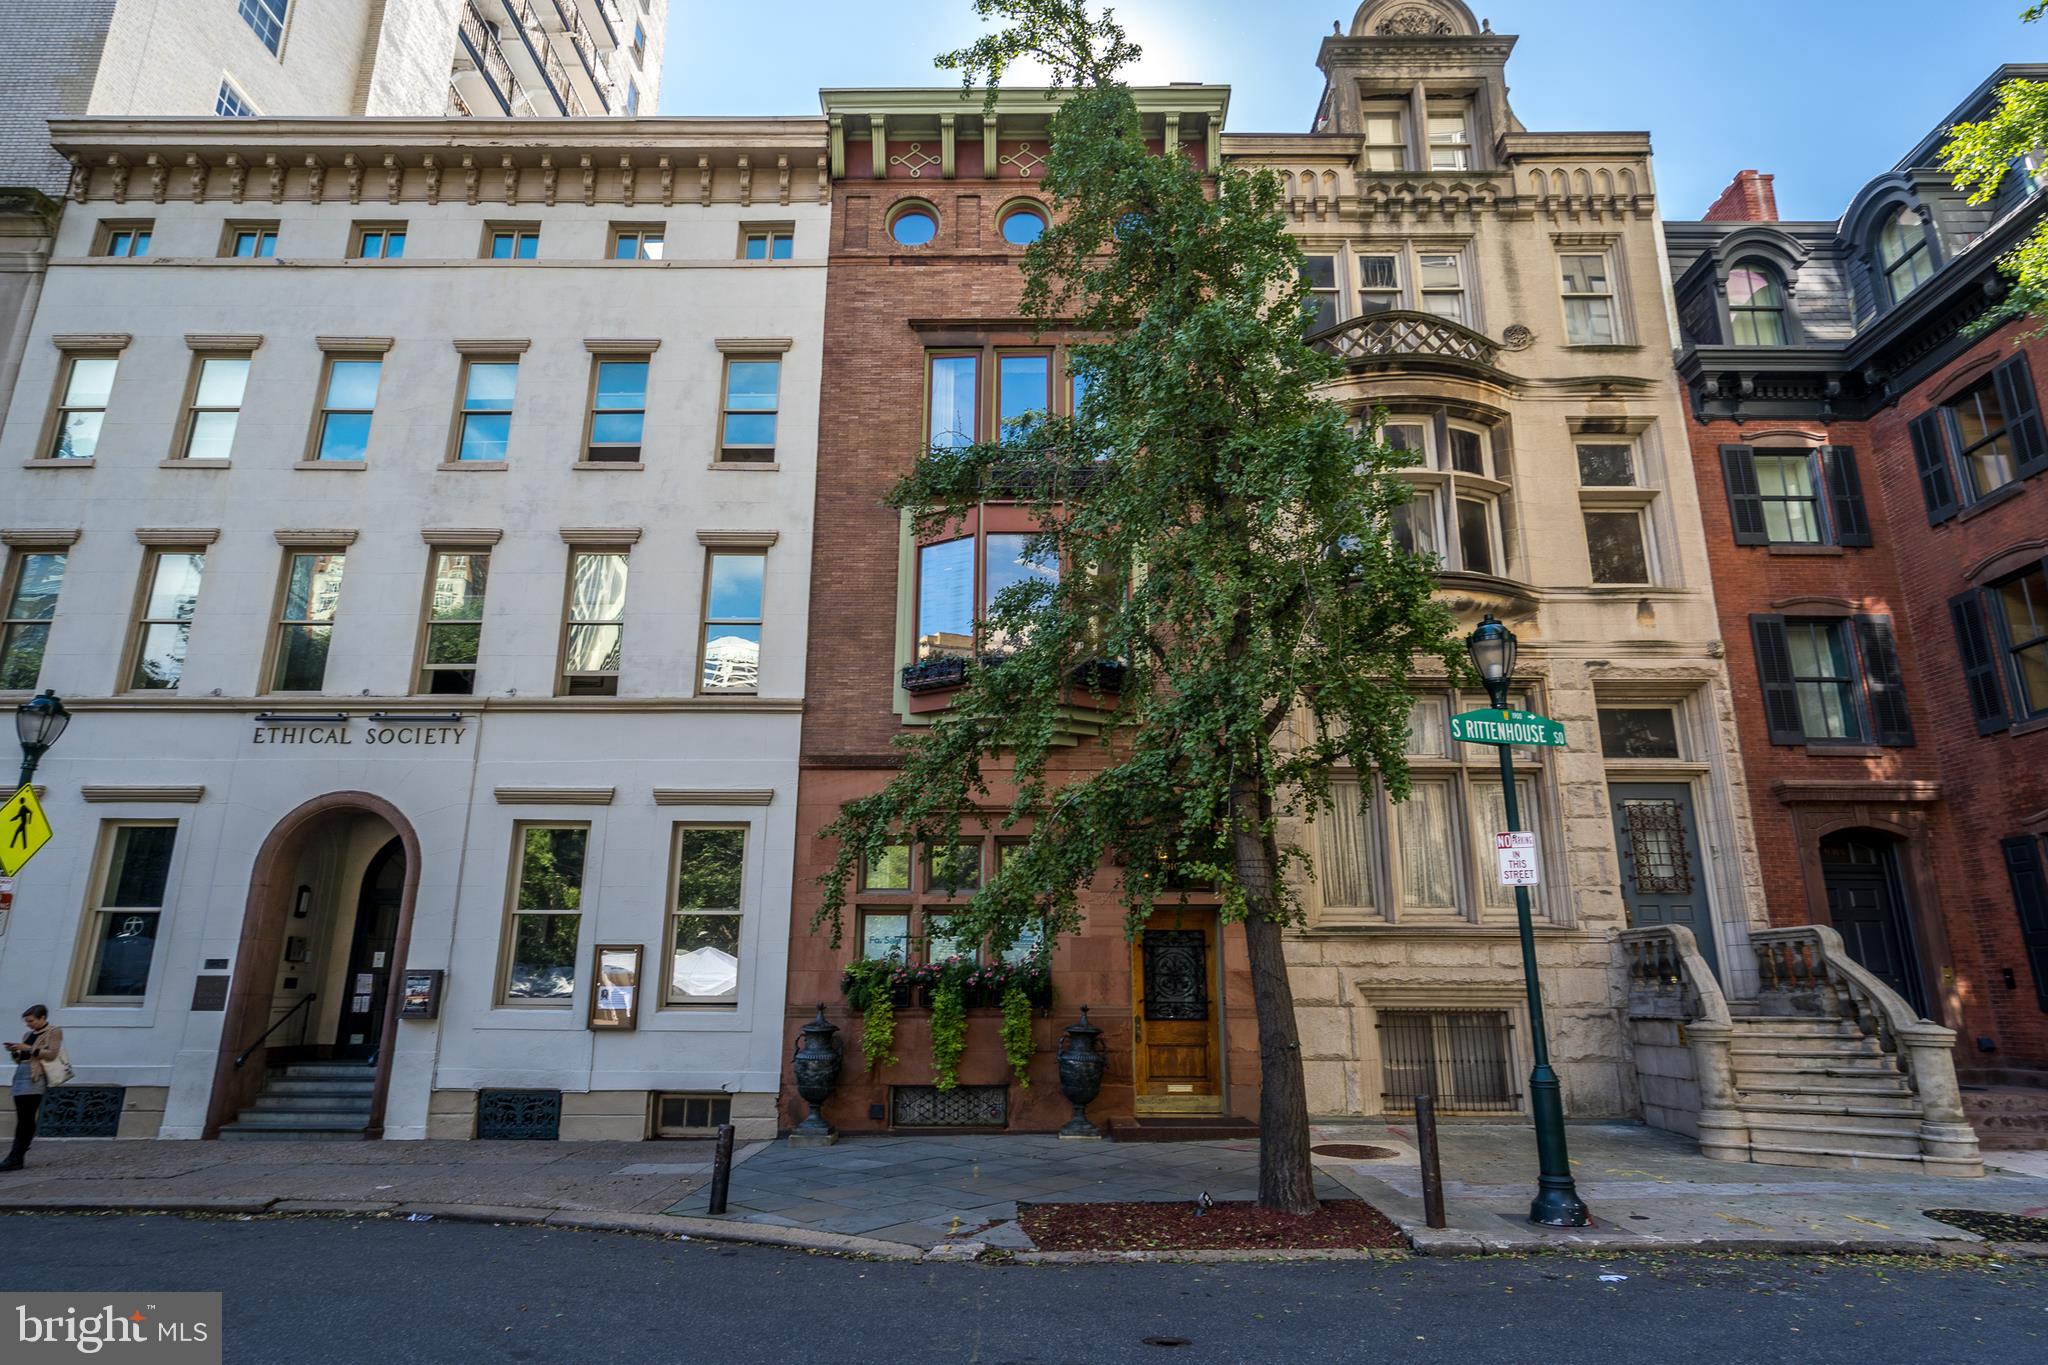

{"left": 1230, "top": 1, "right": 1767, "bottom": 1121}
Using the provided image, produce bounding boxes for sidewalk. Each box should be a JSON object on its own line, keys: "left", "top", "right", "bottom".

{"left": 2, "top": 1123, "right": 2043, "bottom": 1260}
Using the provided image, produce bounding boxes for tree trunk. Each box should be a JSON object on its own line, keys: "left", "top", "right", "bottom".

{"left": 1231, "top": 782, "right": 1319, "bottom": 1215}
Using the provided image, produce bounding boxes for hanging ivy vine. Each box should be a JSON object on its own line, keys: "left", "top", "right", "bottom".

{"left": 929, "top": 981, "right": 968, "bottom": 1091}
{"left": 1000, "top": 984, "right": 1034, "bottom": 1088}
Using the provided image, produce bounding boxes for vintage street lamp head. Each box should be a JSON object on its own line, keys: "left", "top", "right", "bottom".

{"left": 1466, "top": 615, "right": 1517, "bottom": 705}
{"left": 14, "top": 689, "right": 70, "bottom": 758}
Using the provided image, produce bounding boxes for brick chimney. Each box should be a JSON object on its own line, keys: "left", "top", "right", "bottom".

{"left": 1703, "top": 170, "right": 1778, "bottom": 223}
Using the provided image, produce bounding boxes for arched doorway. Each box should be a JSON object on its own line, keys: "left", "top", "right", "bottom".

{"left": 203, "top": 793, "right": 421, "bottom": 1139}
{"left": 1819, "top": 830, "right": 1924, "bottom": 1015}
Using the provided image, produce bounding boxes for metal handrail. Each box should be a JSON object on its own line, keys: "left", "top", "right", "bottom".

{"left": 234, "top": 993, "right": 316, "bottom": 1069}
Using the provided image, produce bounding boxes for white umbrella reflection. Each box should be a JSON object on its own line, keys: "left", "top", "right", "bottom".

{"left": 670, "top": 945, "right": 738, "bottom": 998}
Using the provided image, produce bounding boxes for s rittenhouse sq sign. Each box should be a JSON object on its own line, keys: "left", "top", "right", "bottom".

{"left": 1448, "top": 708, "right": 1567, "bottom": 749}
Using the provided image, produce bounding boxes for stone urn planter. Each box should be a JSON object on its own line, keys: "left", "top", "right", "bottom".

{"left": 1056, "top": 1006, "right": 1107, "bottom": 1140}
{"left": 789, "top": 1004, "right": 843, "bottom": 1147}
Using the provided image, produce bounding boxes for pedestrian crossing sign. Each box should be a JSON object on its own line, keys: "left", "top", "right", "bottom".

{"left": 0, "top": 783, "right": 53, "bottom": 876}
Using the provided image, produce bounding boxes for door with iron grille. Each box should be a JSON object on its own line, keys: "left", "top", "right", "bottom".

{"left": 1609, "top": 783, "right": 1720, "bottom": 981}
{"left": 1131, "top": 912, "right": 1222, "bottom": 1112}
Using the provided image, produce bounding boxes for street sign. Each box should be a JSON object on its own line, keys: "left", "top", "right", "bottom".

{"left": 1450, "top": 708, "right": 1566, "bottom": 748}
{"left": 1495, "top": 831, "right": 1540, "bottom": 887}
{"left": 0, "top": 784, "right": 53, "bottom": 876}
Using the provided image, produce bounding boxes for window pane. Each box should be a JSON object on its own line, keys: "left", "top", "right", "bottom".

{"left": 1395, "top": 781, "right": 1456, "bottom": 913}
{"left": 107, "top": 825, "right": 176, "bottom": 905}
{"left": 1001, "top": 918, "right": 1047, "bottom": 965}
{"left": 426, "top": 621, "right": 482, "bottom": 666}
{"left": 65, "top": 357, "right": 117, "bottom": 407}
{"left": 507, "top": 914, "right": 579, "bottom": 999}
{"left": 185, "top": 410, "right": 238, "bottom": 460}
{"left": 431, "top": 553, "right": 488, "bottom": 621}
{"left": 926, "top": 914, "right": 979, "bottom": 964}
{"left": 1561, "top": 255, "right": 1610, "bottom": 295}
{"left": 318, "top": 412, "right": 373, "bottom": 461}
{"left": 0, "top": 624, "right": 48, "bottom": 689}
{"left": 89, "top": 911, "right": 159, "bottom": 997}
{"left": 194, "top": 358, "right": 249, "bottom": 407}
{"left": 1001, "top": 209, "right": 1046, "bottom": 246}
{"left": 1598, "top": 707, "right": 1681, "bottom": 759}
{"left": 701, "top": 624, "right": 759, "bottom": 693}
{"left": 384, "top": 232, "right": 405, "bottom": 258}
{"left": 1395, "top": 488, "right": 1441, "bottom": 558}
{"left": 671, "top": 914, "right": 741, "bottom": 1000}
{"left": 7, "top": 554, "right": 65, "bottom": 620}
{"left": 1317, "top": 781, "right": 1375, "bottom": 909}
{"left": 590, "top": 411, "right": 645, "bottom": 446}
{"left": 465, "top": 362, "right": 518, "bottom": 410}
{"left": 518, "top": 828, "right": 586, "bottom": 911}
{"left": 1456, "top": 497, "right": 1496, "bottom": 576}
{"left": 459, "top": 412, "right": 511, "bottom": 461}
{"left": 54, "top": 410, "right": 103, "bottom": 460}
{"left": 917, "top": 537, "right": 974, "bottom": 657}
{"left": 273, "top": 624, "right": 332, "bottom": 690}
{"left": 284, "top": 553, "right": 345, "bottom": 622}
{"left": 1403, "top": 698, "right": 1449, "bottom": 758}
{"left": 985, "top": 533, "right": 1059, "bottom": 607}
{"left": 596, "top": 360, "right": 648, "bottom": 408}
{"left": 744, "top": 236, "right": 768, "bottom": 260}
{"left": 861, "top": 911, "right": 910, "bottom": 961}
{"left": 1299, "top": 256, "right": 1337, "bottom": 290}
{"left": 863, "top": 845, "right": 912, "bottom": 891}
{"left": 1469, "top": 781, "right": 1517, "bottom": 911}
{"left": 144, "top": 553, "right": 204, "bottom": 620}
{"left": 707, "top": 554, "right": 764, "bottom": 619}
{"left": 569, "top": 553, "right": 628, "bottom": 621}
{"left": 771, "top": 236, "right": 792, "bottom": 259}
{"left": 1566, "top": 298, "right": 1616, "bottom": 344}
{"left": 1576, "top": 443, "right": 1634, "bottom": 486}
{"left": 131, "top": 622, "right": 190, "bottom": 689}
{"left": 1448, "top": 428, "right": 1487, "bottom": 475}
{"left": 927, "top": 842, "right": 981, "bottom": 893}
{"left": 1585, "top": 511, "right": 1649, "bottom": 584}
{"left": 674, "top": 827, "right": 745, "bottom": 909}
{"left": 929, "top": 355, "right": 978, "bottom": 448}
{"left": 1357, "top": 254, "right": 1398, "bottom": 290}
{"left": 326, "top": 360, "right": 381, "bottom": 409}
{"left": 563, "top": 623, "right": 622, "bottom": 674}
{"left": 1419, "top": 254, "right": 1461, "bottom": 290}
{"left": 1752, "top": 453, "right": 1812, "bottom": 498}
{"left": 999, "top": 354, "right": 1050, "bottom": 434}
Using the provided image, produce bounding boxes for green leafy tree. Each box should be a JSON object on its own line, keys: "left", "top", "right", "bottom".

{"left": 811, "top": 0, "right": 1460, "bottom": 1212}
{"left": 1941, "top": 7, "right": 2048, "bottom": 330}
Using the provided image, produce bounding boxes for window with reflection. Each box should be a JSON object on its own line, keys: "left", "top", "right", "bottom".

{"left": 1878, "top": 206, "right": 1934, "bottom": 304}
{"left": 420, "top": 550, "right": 488, "bottom": 695}
{"left": 502, "top": 825, "right": 586, "bottom": 1005}
{"left": 916, "top": 514, "right": 1059, "bottom": 662}
{"left": 1378, "top": 417, "right": 1505, "bottom": 576}
{"left": 560, "top": 549, "right": 628, "bottom": 696}
{"left": 128, "top": 550, "right": 205, "bottom": 691}
{"left": 998, "top": 353, "right": 1051, "bottom": 437}
{"left": 1727, "top": 262, "right": 1788, "bottom": 345}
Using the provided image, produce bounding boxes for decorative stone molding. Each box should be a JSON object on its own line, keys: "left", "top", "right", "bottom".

{"left": 584, "top": 338, "right": 662, "bottom": 354}
{"left": 419, "top": 528, "right": 504, "bottom": 545}
{"left": 715, "top": 337, "right": 794, "bottom": 353}
{"left": 1, "top": 529, "right": 81, "bottom": 549}
{"left": 558, "top": 527, "right": 642, "bottom": 546}
{"left": 1771, "top": 779, "right": 1943, "bottom": 805}
{"left": 453, "top": 338, "right": 532, "bottom": 354}
{"left": 50, "top": 333, "right": 131, "bottom": 351}
{"left": 135, "top": 528, "right": 220, "bottom": 545}
{"left": 494, "top": 787, "right": 616, "bottom": 806}
{"left": 653, "top": 789, "right": 775, "bottom": 806}
{"left": 81, "top": 785, "right": 205, "bottom": 804}
{"left": 274, "top": 529, "right": 360, "bottom": 547}
{"left": 184, "top": 333, "right": 263, "bottom": 351}
{"left": 696, "top": 530, "right": 780, "bottom": 549}
{"left": 317, "top": 336, "right": 396, "bottom": 353}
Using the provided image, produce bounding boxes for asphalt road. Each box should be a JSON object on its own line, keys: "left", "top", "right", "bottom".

{"left": 3, "top": 1214, "right": 2043, "bottom": 1364}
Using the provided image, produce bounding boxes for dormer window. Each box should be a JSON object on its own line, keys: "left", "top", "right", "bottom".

{"left": 1726, "top": 262, "right": 1788, "bottom": 346}
{"left": 1877, "top": 206, "right": 1934, "bottom": 304}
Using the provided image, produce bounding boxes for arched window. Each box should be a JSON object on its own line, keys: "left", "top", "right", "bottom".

{"left": 1877, "top": 206, "right": 1934, "bottom": 303}
{"left": 1726, "top": 261, "right": 1788, "bottom": 345}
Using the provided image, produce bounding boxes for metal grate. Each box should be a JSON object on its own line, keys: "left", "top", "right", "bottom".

{"left": 1377, "top": 1010, "right": 1519, "bottom": 1115}
{"left": 655, "top": 1093, "right": 732, "bottom": 1136}
{"left": 1142, "top": 930, "right": 1209, "bottom": 1021}
{"left": 477, "top": 1089, "right": 561, "bottom": 1140}
{"left": 891, "top": 1085, "right": 1008, "bottom": 1128}
{"left": 1622, "top": 799, "right": 1693, "bottom": 895}
{"left": 38, "top": 1085, "right": 125, "bottom": 1138}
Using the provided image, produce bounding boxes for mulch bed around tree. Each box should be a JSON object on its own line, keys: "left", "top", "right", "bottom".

{"left": 1923, "top": 1208, "right": 2048, "bottom": 1243}
{"left": 1017, "top": 1199, "right": 1406, "bottom": 1252}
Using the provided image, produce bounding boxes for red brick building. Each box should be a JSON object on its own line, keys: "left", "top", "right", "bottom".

{"left": 784, "top": 85, "right": 1242, "bottom": 1135}
{"left": 1667, "top": 68, "right": 2048, "bottom": 1086}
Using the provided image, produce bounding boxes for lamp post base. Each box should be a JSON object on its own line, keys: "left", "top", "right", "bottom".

{"left": 1525, "top": 1063, "right": 1589, "bottom": 1227}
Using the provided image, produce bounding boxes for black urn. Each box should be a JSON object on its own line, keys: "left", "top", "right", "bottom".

{"left": 789, "top": 1005, "right": 843, "bottom": 1145}
{"left": 1056, "top": 1006, "right": 1107, "bottom": 1139}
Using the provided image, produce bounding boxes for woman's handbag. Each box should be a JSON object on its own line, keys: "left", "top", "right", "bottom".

{"left": 38, "top": 1042, "right": 72, "bottom": 1089}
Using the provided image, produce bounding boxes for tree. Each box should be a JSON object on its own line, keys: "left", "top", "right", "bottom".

{"left": 810, "top": 0, "right": 1461, "bottom": 1213}
{"left": 1941, "top": 6, "right": 2048, "bottom": 331}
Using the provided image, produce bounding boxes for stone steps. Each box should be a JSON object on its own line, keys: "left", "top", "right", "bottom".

{"left": 1743, "top": 1140, "right": 1940, "bottom": 1174}
{"left": 1740, "top": 1094, "right": 1923, "bottom": 1118}
{"left": 217, "top": 1061, "right": 376, "bottom": 1141}
{"left": 1745, "top": 1115, "right": 1925, "bottom": 1158}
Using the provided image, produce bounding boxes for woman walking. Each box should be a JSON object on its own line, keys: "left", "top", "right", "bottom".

{"left": 3, "top": 1005, "right": 63, "bottom": 1171}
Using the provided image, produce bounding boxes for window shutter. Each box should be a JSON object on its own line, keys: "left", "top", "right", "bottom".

{"left": 1993, "top": 353, "right": 2048, "bottom": 478}
{"left": 1999, "top": 836, "right": 2048, "bottom": 1012}
{"left": 1909, "top": 410, "right": 1959, "bottom": 524}
{"left": 1852, "top": 614, "right": 1914, "bottom": 746}
{"left": 1819, "top": 446, "right": 1872, "bottom": 547}
{"left": 1749, "top": 614, "right": 1806, "bottom": 744}
{"left": 1948, "top": 590, "right": 2010, "bottom": 735}
{"left": 1719, "top": 445, "right": 1769, "bottom": 545}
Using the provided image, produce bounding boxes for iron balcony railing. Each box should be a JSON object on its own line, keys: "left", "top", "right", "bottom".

{"left": 548, "top": 0, "right": 612, "bottom": 110}
{"left": 502, "top": 0, "right": 584, "bottom": 116}
{"left": 457, "top": 0, "right": 525, "bottom": 115}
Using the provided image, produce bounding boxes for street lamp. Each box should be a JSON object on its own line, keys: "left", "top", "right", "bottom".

{"left": 1464, "top": 616, "right": 1589, "bottom": 1229}
{"left": 14, "top": 689, "right": 70, "bottom": 790}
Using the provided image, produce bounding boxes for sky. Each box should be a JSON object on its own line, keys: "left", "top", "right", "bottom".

{"left": 658, "top": 0, "right": 2046, "bottom": 221}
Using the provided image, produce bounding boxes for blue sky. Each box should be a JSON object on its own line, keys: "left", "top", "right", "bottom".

{"left": 658, "top": 0, "right": 2045, "bottom": 220}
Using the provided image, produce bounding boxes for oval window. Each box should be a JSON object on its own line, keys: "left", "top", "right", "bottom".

{"left": 890, "top": 208, "right": 939, "bottom": 247}
{"left": 1000, "top": 206, "right": 1047, "bottom": 246}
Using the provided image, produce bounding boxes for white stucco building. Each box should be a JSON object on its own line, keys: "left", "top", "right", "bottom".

{"left": 0, "top": 115, "right": 828, "bottom": 1141}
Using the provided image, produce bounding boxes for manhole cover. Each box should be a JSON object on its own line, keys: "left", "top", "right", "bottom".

{"left": 1311, "top": 1143, "right": 1399, "bottom": 1161}
{"left": 1924, "top": 1208, "right": 2048, "bottom": 1242}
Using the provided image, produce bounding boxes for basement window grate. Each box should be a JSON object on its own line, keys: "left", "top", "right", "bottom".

{"left": 1377, "top": 1009, "right": 1520, "bottom": 1115}
{"left": 477, "top": 1088, "right": 561, "bottom": 1140}
{"left": 891, "top": 1085, "right": 1008, "bottom": 1128}
{"left": 655, "top": 1093, "right": 732, "bottom": 1136}
{"left": 39, "top": 1085, "right": 125, "bottom": 1137}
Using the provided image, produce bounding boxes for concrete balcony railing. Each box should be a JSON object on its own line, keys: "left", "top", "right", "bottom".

{"left": 1308, "top": 309, "right": 1502, "bottom": 372}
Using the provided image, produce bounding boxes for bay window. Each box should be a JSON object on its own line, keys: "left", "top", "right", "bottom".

{"left": 915, "top": 508, "right": 1059, "bottom": 662}
{"left": 1380, "top": 416, "right": 1507, "bottom": 577}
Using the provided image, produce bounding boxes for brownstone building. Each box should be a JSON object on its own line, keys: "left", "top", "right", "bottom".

{"left": 1668, "top": 67, "right": 2048, "bottom": 1095}
{"left": 785, "top": 84, "right": 1240, "bottom": 1135}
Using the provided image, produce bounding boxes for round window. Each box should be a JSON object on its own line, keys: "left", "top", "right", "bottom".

{"left": 890, "top": 208, "right": 939, "bottom": 247}
{"left": 1000, "top": 206, "right": 1047, "bottom": 246}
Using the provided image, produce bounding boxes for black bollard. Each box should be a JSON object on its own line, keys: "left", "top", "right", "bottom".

{"left": 707, "top": 1122, "right": 736, "bottom": 1216}
{"left": 1414, "top": 1095, "right": 1447, "bottom": 1231}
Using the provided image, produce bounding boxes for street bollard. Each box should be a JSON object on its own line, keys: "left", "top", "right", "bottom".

{"left": 707, "top": 1122, "right": 736, "bottom": 1216}
{"left": 1414, "top": 1094, "right": 1447, "bottom": 1230}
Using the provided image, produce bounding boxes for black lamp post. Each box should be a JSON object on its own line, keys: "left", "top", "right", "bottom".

{"left": 14, "top": 689, "right": 70, "bottom": 791}
{"left": 1465, "top": 617, "right": 1588, "bottom": 1229}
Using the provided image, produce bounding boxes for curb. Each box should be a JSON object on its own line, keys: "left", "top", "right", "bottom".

{"left": 1402, "top": 1226, "right": 1997, "bottom": 1258}
{"left": 1007, "top": 1247, "right": 1410, "bottom": 1265}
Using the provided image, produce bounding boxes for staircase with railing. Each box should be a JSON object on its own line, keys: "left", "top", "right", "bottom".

{"left": 1619, "top": 924, "right": 1982, "bottom": 1175}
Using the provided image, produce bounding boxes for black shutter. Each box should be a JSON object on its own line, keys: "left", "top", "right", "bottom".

{"left": 1720, "top": 445, "right": 1769, "bottom": 545}
{"left": 1750, "top": 614, "right": 1806, "bottom": 744}
{"left": 1909, "top": 410, "right": 1959, "bottom": 524}
{"left": 1852, "top": 614, "right": 1915, "bottom": 746}
{"left": 1819, "top": 446, "right": 1872, "bottom": 547}
{"left": 1949, "top": 590, "right": 2011, "bottom": 735}
{"left": 1999, "top": 836, "right": 2048, "bottom": 1012}
{"left": 1993, "top": 353, "right": 2048, "bottom": 479}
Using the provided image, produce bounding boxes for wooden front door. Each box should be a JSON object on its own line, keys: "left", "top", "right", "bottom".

{"left": 1610, "top": 782, "right": 1720, "bottom": 982}
{"left": 1821, "top": 832, "right": 1925, "bottom": 1016}
{"left": 1131, "top": 912, "right": 1222, "bottom": 1112}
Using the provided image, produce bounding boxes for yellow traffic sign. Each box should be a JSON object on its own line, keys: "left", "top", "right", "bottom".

{"left": 0, "top": 784, "right": 53, "bottom": 876}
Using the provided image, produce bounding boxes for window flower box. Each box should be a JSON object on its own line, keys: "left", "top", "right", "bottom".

{"left": 902, "top": 656, "right": 969, "bottom": 693}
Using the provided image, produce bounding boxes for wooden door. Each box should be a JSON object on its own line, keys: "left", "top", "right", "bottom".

{"left": 1609, "top": 783, "right": 1720, "bottom": 981}
{"left": 1822, "top": 833, "right": 1924, "bottom": 1015}
{"left": 335, "top": 839, "right": 405, "bottom": 1060}
{"left": 1131, "top": 912, "right": 1222, "bottom": 1112}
